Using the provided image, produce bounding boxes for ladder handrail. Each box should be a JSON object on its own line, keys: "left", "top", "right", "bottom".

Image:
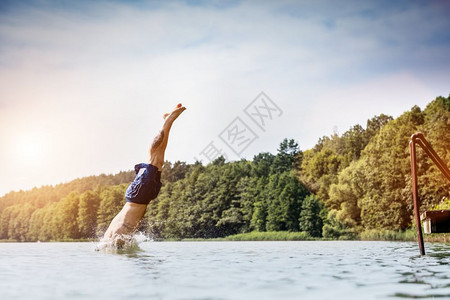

{"left": 410, "top": 132, "right": 450, "bottom": 255}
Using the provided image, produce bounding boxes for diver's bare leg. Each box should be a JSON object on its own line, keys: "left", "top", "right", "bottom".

{"left": 149, "top": 103, "right": 186, "bottom": 170}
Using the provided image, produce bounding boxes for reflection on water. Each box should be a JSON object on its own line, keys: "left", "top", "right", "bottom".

{"left": 394, "top": 244, "right": 450, "bottom": 298}
{"left": 1, "top": 241, "right": 450, "bottom": 299}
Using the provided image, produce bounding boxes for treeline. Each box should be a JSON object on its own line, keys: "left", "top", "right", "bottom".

{"left": 0, "top": 96, "right": 449, "bottom": 241}
{"left": 309, "top": 96, "right": 450, "bottom": 238}
{"left": 0, "top": 139, "right": 320, "bottom": 240}
{"left": 0, "top": 172, "right": 135, "bottom": 241}
{"left": 145, "top": 140, "right": 317, "bottom": 239}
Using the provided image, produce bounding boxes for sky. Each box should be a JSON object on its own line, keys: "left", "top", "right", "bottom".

{"left": 0, "top": 0, "right": 449, "bottom": 196}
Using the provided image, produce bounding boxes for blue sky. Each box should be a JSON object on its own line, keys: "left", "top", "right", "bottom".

{"left": 0, "top": 0, "right": 449, "bottom": 196}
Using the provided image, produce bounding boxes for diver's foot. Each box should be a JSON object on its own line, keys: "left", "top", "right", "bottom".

{"left": 163, "top": 103, "right": 186, "bottom": 122}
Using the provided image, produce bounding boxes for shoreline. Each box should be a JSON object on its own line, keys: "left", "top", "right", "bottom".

{"left": 2, "top": 231, "right": 450, "bottom": 243}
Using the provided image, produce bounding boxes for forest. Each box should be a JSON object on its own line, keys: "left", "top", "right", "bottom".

{"left": 0, "top": 96, "right": 449, "bottom": 242}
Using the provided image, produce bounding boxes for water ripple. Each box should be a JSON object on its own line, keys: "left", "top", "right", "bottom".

{"left": 1, "top": 241, "right": 450, "bottom": 299}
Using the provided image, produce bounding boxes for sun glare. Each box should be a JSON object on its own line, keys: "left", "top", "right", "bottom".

{"left": 22, "top": 141, "right": 39, "bottom": 158}
{"left": 12, "top": 132, "right": 47, "bottom": 165}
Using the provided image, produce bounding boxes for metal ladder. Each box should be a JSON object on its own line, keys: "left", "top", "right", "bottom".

{"left": 410, "top": 132, "right": 450, "bottom": 255}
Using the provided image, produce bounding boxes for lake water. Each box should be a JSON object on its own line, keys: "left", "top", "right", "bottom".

{"left": 1, "top": 241, "right": 450, "bottom": 299}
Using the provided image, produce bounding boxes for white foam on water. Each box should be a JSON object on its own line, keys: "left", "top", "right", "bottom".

{"left": 94, "top": 231, "right": 153, "bottom": 252}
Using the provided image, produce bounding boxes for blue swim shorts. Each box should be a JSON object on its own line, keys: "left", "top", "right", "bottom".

{"left": 125, "top": 163, "right": 162, "bottom": 205}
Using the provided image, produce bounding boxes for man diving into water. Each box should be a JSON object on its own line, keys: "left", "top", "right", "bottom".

{"left": 102, "top": 103, "right": 186, "bottom": 246}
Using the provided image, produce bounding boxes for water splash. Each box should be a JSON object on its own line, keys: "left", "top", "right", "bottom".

{"left": 94, "top": 231, "right": 153, "bottom": 253}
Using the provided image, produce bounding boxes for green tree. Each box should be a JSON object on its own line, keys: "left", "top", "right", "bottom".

{"left": 161, "top": 160, "right": 191, "bottom": 183}
{"left": 322, "top": 210, "right": 357, "bottom": 239}
{"left": 299, "top": 195, "right": 324, "bottom": 237}
{"left": 272, "top": 138, "right": 302, "bottom": 173}
{"left": 78, "top": 190, "right": 101, "bottom": 238}
{"left": 252, "top": 153, "right": 275, "bottom": 177}
{"left": 54, "top": 192, "right": 81, "bottom": 239}
{"left": 340, "top": 124, "right": 366, "bottom": 163}
{"left": 365, "top": 114, "right": 393, "bottom": 141}
{"left": 266, "top": 172, "right": 309, "bottom": 231}
{"left": 38, "top": 203, "right": 59, "bottom": 241}
{"left": 28, "top": 207, "right": 47, "bottom": 241}
{"left": 235, "top": 176, "right": 261, "bottom": 232}
{"left": 96, "top": 184, "right": 127, "bottom": 235}
{"left": 327, "top": 160, "right": 365, "bottom": 230}
{"left": 266, "top": 173, "right": 284, "bottom": 231}
{"left": 251, "top": 201, "right": 267, "bottom": 232}
{"left": 358, "top": 107, "right": 423, "bottom": 230}
{"left": 300, "top": 148, "right": 343, "bottom": 202}
{"left": 4, "top": 204, "right": 35, "bottom": 241}
{"left": 417, "top": 96, "right": 450, "bottom": 209}
{"left": 0, "top": 206, "right": 13, "bottom": 239}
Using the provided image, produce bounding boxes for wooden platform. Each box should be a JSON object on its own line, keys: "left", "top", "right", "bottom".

{"left": 421, "top": 210, "right": 450, "bottom": 234}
